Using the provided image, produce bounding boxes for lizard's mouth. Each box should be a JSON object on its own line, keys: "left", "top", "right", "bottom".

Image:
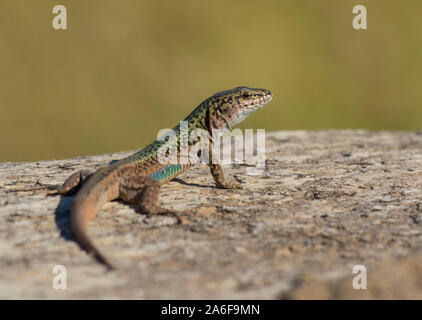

{"left": 239, "top": 91, "right": 273, "bottom": 113}
{"left": 228, "top": 91, "right": 273, "bottom": 128}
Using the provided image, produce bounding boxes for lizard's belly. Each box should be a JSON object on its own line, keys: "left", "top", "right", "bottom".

{"left": 148, "top": 163, "right": 190, "bottom": 184}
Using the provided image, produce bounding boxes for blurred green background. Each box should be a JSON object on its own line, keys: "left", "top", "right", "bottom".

{"left": 0, "top": 0, "right": 421, "bottom": 162}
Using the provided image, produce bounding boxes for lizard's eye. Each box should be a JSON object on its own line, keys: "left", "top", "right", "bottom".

{"left": 242, "top": 93, "right": 249, "bottom": 98}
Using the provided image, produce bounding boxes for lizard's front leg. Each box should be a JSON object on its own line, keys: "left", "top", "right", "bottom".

{"left": 207, "top": 135, "right": 242, "bottom": 189}
{"left": 119, "top": 176, "right": 181, "bottom": 224}
{"left": 209, "top": 164, "right": 242, "bottom": 189}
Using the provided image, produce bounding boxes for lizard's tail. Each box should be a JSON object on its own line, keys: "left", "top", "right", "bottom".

{"left": 70, "top": 198, "right": 115, "bottom": 270}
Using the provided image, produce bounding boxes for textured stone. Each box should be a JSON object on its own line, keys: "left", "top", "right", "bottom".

{"left": 0, "top": 130, "right": 421, "bottom": 299}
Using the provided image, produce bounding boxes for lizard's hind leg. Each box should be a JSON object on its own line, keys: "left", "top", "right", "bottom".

{"left": 56, "top": 170, "right": 94, "bottom": 195}
{"left": 9, "top": 169, "right": 93, "bottom": 195}
{"left": 119, "top": 176, "right": 181, "bottom": 224}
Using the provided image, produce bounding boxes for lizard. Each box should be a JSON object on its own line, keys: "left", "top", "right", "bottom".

{"left": 16, "top": 86, "right": 273, "bottom": 270}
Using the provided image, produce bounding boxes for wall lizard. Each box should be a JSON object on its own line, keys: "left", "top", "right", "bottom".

{"left": 16, "top": 87, "right": 273, "bottom": 269}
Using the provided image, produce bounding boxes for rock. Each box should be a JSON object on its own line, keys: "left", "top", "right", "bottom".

{"left": 0, "top": 130, "right": 421, "bottom": 299}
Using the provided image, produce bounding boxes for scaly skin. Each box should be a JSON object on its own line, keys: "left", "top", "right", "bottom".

{"left": 54, "top": 86, "right": 273, "bottom": 269}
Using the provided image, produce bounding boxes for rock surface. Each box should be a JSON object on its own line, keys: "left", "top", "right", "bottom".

{"left": 0, "top": 130, "right": 421, "bottom": 299}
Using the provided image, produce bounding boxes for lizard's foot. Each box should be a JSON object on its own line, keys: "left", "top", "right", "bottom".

{"left": 215, "top": 180, "right": 243, "bottom": 190}
{"left": 8, "top": 181, "right": 60, "bottom": 194}
{"left": 209, "top": 164, "right": 242, "bottom": 190}
{"left": 9, "top": 170, "right": 93, "bottom": 196}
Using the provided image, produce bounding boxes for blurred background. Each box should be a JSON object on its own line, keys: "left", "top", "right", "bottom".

{"left": 0, "top": 0, "right": 421, "bottom": 162}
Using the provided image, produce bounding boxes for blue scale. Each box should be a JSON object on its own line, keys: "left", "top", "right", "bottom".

{"left": 149, "top": 163, "right": 182, "bottom": 183}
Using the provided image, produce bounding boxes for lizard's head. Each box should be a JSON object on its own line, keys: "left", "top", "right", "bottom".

{"left": 209, "top": 86, "right": 273, "bottom": 130}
